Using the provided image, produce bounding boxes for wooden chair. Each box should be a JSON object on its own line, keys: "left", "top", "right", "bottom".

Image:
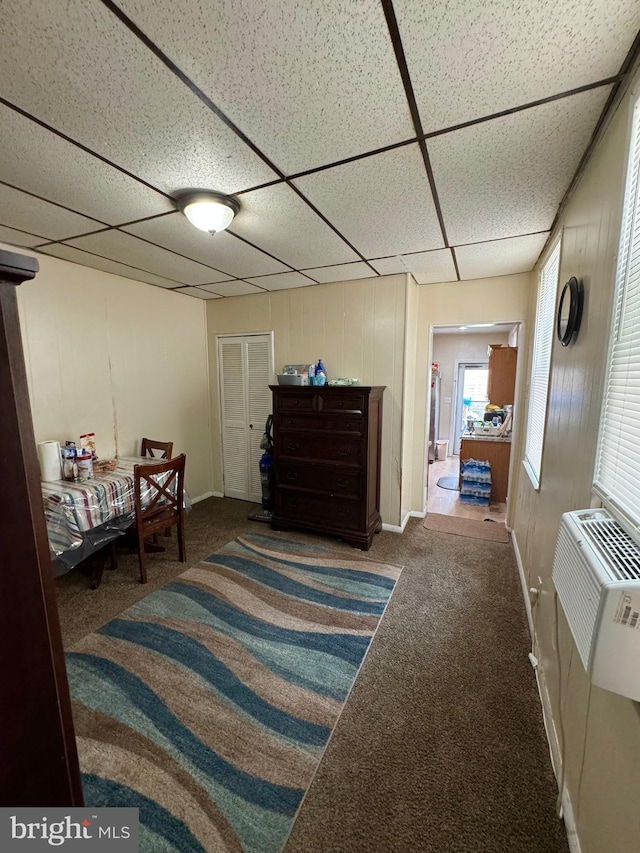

{"left": 141, "top": 437, "right": 174, "bottom": 459}
{"left": 134, "top": 454, "right": 186, "bottom": 584}
{"left": 141, "top": 438, "right": 175, "bottom": 538}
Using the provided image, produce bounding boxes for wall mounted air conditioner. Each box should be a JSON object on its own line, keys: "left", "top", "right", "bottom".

{"left": 552, "top": 509, "right": 640, "bottom": 701}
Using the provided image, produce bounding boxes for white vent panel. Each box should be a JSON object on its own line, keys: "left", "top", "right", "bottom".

{"left": 580, "top": 518, "right": 640, "bottom": 582}
{"left": 551, "top": 509, "right": 640, "bottom": 701}
{"left": 552, "top": 522, "right": 601, "bottom": 671}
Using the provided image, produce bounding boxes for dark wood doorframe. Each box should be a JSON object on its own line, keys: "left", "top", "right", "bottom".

{"left": 0, "top": 249, "right": 83, "bottom": 806}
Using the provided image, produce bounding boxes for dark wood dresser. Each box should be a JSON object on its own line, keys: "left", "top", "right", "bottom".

{"left": 270, "top": 385, "right": 385, "bottom": 550}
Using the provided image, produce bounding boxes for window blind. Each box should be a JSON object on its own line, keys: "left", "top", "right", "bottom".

{"left": 594, "top": 98, "right": 640, "bottom": 535}
{"left": 523, "top": 240, "right": 561, "bottom": 489}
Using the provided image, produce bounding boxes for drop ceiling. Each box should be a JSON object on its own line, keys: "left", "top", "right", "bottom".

{"left": 0, "top": 0, "right": 638, "bottom": 299}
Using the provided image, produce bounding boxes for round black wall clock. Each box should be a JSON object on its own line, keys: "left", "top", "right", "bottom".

{"left": 557, "top": 276, "right": 584, "bottom": 347}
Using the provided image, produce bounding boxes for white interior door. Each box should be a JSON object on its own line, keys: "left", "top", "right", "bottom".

{"left": 218, "top": 334, "right": 273, "bottom": 502}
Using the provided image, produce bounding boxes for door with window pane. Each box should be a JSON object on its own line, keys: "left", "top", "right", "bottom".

{"left": 218, "top": 334, "right": 273, "bottom": 502}
{"left": 453, "top": 362, "right": 489, "bottom": 454}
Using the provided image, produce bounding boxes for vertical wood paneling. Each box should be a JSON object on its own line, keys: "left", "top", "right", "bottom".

{"left": 207, "top": 274, "right": 407, "bottom": 525}
{"left": 412, "top": 273, "right": 531, "bottom": 512}
{"left": 343, "top": 280, "right": 365, "bottom": 380}
{"left": 510, "top": 82, "right": 640, "bottom": 853}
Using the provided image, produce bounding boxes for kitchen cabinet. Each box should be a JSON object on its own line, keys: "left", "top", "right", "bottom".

{"left": 459, "top": 437, "right": 511, "bottom": 503}
{"left": 487, "top": 345, "right": 517, "bottom": 407}
{"left": 270, "top": 385, "right": 385, "bottom": 550}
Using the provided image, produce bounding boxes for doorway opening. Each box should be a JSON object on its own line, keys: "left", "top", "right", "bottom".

{"left": 426, "top": 322, "right": 521, "bottom": 523}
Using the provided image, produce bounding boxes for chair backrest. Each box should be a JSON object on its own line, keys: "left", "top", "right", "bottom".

{"left": 134, "top": 454, "right": 185, "bottom": 532}
{"left": 140, "top": 437, "right": 174, "bottom": 459}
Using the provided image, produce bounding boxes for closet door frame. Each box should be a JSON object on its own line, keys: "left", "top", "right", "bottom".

{"left": 217, "top": 331, "right": 274, "bottom": 501}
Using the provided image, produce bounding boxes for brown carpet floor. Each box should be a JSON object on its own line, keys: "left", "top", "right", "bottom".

{"left": 55, "top": 498, "right": 569, "bottom": 853}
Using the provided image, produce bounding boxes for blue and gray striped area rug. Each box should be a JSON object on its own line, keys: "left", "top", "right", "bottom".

{"left": 67, "top": 532, "right": 401, "bottom": 852}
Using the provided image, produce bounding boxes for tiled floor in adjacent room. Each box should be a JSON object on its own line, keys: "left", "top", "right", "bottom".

{"left": 426, "top": 454, "right": 507, "bottom": 523}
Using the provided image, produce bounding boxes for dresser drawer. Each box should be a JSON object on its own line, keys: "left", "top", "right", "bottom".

{"left": 275, "top": 412, "right": 364, "bottom": 435}
{"left": 276, "top": 462, "right": 362, "bottom": 498}
{"left": 276, "top": 491, "right": 362, "bottom": 532}
{"left": 274, "top": 392, "right": 316, "bottom": 413}
{"left": 273, "top": 390, "right": 365, "bottom": 416}
{"left": 276, "top": 431, "right": 363, "bottom": 466}
{"left": 318, "top": 393, "right": 365, "bottom": 414}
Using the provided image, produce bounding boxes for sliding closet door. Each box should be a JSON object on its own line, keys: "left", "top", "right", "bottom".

{"left": 218, "top": 333, "right": 273, "bottom": 502}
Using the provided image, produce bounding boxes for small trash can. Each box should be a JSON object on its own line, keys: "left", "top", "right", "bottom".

{"left": 435, "top": 440, "right": 449, "bottom": 461}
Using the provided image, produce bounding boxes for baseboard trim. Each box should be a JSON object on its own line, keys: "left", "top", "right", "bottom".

{"left": 212, "top": 491, "right": 224, "bottom": 498}
{"left": 382, "top": 508, "right": 422, "bottom": 534}
{"left": 512, "top": 531, "right": 581, "bottom": 853}
{"left": 511, "top": 530, "right": 534, "bottom": 637}
{"left": 535, "top": 661, "right": 582, "bottom": 853}
{"left": 191, "top": 491, "right": 213, "bottom": 504}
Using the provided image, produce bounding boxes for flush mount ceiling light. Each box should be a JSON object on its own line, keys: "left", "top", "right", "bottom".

{"left": 176, "top": 191, "right": 240, "bottom": 235}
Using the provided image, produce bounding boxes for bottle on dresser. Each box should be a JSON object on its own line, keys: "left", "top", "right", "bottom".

{"left": 315, "top": 358, "right": 326, "bottom": 386}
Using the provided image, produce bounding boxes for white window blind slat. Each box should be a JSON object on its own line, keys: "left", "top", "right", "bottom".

{"left": 524, "top": 241, "right": 561, "bottom": 488}
{"left": 594, "top": 98, "right": 640, "bottom": 534}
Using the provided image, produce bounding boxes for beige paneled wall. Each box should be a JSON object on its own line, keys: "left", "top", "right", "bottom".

{"left": 400, "top": 276, "right": 419, "bottom": 523}
{"left": 410, "top": 273, "right": 531, "bottom": 512}
{"left": 511, "top": 78, "right": 640, "bottom": 852}
{"left": 206, "top": 275, "right": 408, "bottom": 526}
{"left": 12, "top": 246, "right": 213, "bottom": 499}
{"left": 432, "top": 331, "right": 509, "bottom": 446}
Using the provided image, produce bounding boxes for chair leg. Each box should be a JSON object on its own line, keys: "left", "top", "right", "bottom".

{"left": 138, "top": 537, "right": 148, "bottom": 584}
{"left": 178, "top": 521, "right": 186, "bottom": 563}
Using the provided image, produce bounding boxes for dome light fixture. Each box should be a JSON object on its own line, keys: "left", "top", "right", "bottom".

{"left": 176, "top": 191, "right": 240, "bottom": 235}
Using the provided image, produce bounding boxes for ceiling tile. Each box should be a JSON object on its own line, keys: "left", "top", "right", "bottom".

{"left": 429, "top": 87, "right": 611, "bottom": 245}
{"left": 455, "top": 233, "right": 550, "bottom": 280}
{"left": 0, "top": 182, "right": 102, "bottom": 241}
{"left": 174, "top": 287, "right": 222, "bottom": 300}
{"left": 303, "top": 262, "right": 375, "bottom": 283}
{"left": 0, "top": 104, "right": 171, "bottom": 224}
{"left": 401, "top": 249, "right": 457, "bottom": 284}
{"left": 245, "top": 272, "right": 316, "bottom": 291}
{"left": 232, "top": 183, "right": 360, "bottom": 268}
{"left": 63, "top": 231, "right": 230, "bottom": 285}
{"left": 0, "top": 224, "right": 47, "bottom": 248}
{"left": 199, "top": 281, "right": 263, "bottom": 297}
{"left": 294, "top": 145, "right": 445, "bottom": 257}
{"left": 394, "top": 0, "right": 640, "bottom": 131}
{"left": 38, "top": 244, "right": 184, "bottom": 288}
{"left": 0, "top": 0, "right": 278, "bottom": 194}
{"left": 118, "top": 0, "right": 414, "bottom": 173}
{"left": 369, "top": 257, "right": 408, "bottom": 275}
{"left": 124, "top": 213, "right": 289, "bottom": 278}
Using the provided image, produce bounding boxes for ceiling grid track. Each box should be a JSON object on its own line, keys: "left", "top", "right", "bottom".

{"left": 380, "top": 0, "right": 459, "bottom": 280}
{"left": 0, "top": 2, "right": 637, "bottom": 295}
{"left": 100, "top": 0, "right": 379, "bottom": 275}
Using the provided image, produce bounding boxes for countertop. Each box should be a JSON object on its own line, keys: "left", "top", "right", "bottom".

{"left": 461, "top": 433, "right": 512, "bottom": 443}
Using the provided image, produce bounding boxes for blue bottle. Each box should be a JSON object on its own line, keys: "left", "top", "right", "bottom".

{"left": 315, "top": 358, "right": 326, "bottom": 385}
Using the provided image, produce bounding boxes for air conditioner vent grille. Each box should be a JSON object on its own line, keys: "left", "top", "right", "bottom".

{"left": 580, "top": 518, "right": 640, "bottom": 582}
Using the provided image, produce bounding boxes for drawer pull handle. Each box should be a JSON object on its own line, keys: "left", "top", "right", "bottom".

{"left": 286, "top": 471, "right": 298, "bottom": 481}
{"left": 287, "top": 418, "right": 293, "bottom": 425}
{"left": 336, "top": 477, "right": 349, "bottom": 488}
{"left": 293, "top": 400, "right": 300, "bottom": 407}
{"left": 337, "top": 447, "right": 351, "bottom": 457}
{"left": 287, "top": 441, "right": 300, "bottom": 451}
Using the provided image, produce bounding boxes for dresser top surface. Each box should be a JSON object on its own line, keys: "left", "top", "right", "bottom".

{"left": 270, "top": 385, "right": 385, "bottom": 392}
